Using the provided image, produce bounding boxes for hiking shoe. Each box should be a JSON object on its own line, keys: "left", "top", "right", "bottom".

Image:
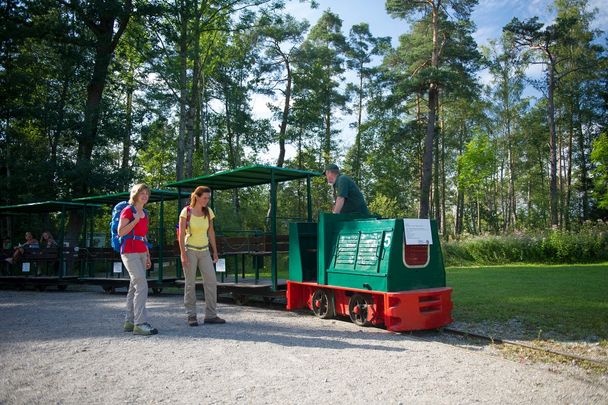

{"left": 123, "top": 321, "right": 134, "bottom": 332}
{"left": 133, "top": 323, "right": 158, "bottom": 335}
{"left": 187, "top": 316, "right": 198, "bottom": 327}
{"left": 204, "top": 316, "right": 226, "bottom": 324}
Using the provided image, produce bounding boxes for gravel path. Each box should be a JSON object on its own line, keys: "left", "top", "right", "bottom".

{"left": 0, "top": 289, "right": 606, "bottom": 404}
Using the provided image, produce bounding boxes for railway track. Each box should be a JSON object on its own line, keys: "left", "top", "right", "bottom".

{"left": 410, "top": 327, "right": 608, "bottom": 369}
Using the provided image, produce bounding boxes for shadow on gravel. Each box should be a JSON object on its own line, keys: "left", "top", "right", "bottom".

{"left": 0, "top": 290, "right": 408, "bottom": 353}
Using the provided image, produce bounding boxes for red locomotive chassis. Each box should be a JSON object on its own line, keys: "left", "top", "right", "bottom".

{"left": 287, "top": 281, "right": 453, "bottom": 332}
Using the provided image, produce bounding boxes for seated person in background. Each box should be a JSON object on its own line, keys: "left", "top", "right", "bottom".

{"left": 40, "top": 231, "right": 58, "bottom": 248}
{"left": 1, "top": 237, "right": 11, "bottom": 263}
{"left": 5, "top": 232, "right": 39, "bottom": 264}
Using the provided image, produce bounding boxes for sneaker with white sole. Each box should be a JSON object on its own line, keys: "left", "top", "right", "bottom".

{"left": 133, "top": 323, "right": 158, "bottom": 335}
{"left": 123, "top": 321, "right": 134, "bottom": 332}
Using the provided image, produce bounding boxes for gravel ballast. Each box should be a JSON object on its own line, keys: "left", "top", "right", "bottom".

{"left": 0, "top": 289, "right": 606, "bottom": 404}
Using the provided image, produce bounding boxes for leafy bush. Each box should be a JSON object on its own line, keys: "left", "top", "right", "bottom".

{"left": 443, "top": 221, "right": 608, "bottom": 266}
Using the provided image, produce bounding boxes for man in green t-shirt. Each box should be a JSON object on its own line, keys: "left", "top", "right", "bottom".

{"left": 324, "top": 163, "right": 370, "bottom": 215}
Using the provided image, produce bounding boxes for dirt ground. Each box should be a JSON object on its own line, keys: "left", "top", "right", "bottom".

{"left": 0, "top": 287, "right": 606, "bottom": 404}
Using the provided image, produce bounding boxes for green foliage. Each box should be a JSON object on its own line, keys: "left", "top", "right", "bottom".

{"left": 457, "top": 133, "right": 496, "bottom": 193}
{"left": 136, "top": 119, "right": 177, "bottom": 188}
{"left": 443, "top": 220, "right": 608, "bottom": 265}
{"left": 368, "top": 194, "right": 402, "bottom": 218}
{"left": 591, "top": 132, "right": 608, "bottom": 209}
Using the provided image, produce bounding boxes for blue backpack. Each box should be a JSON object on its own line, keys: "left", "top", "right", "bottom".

{"left": 110, "top": 201, "right": 150, "bottom": 253}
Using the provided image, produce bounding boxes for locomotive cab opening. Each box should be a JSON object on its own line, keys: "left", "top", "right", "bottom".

{"left": 288, "top": 222, "right": 318, "bottom": 282}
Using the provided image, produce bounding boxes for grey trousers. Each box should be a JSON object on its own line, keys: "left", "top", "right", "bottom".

{"left": 183, "top": 248, "right": 217, "bottom": 319}
{"left": 121, "top": 252, "right": 148, "bottom": 325}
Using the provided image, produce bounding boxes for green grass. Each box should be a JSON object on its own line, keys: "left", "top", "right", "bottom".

{"left": 447, "top": 263, "right": 608, "bottom": 341}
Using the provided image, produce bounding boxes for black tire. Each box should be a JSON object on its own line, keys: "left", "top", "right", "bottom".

{"left": 57, "top": 285, "right": 67, "bottom": 291}
{"left": 36, "top": 285, "right": 47, "bottom": 292}
{"left": 348, "top": 294, "right": 373, "bottom": 327}
{"left": 102, "top": 286, "right": 115, "bottom": 294}
{"left": 152, "top": 287, "right": 162, "bottom": 295}
{"left": 311, "top": 289, "right": 335, "bottom": 319}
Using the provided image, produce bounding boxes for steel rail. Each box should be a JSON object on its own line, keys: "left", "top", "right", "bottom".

{"left": 438, "top": 327, "right": 608, "bottom": 368}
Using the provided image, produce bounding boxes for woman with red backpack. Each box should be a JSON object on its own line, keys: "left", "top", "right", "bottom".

{"left": 178, "top": 185, "right": 225, "bottom": 326}
{"left": 118, "top": 183, "right": 158, "bottom": 336}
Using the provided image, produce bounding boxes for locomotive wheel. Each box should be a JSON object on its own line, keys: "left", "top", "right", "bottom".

{"left": 102, "top": 286, "right": 115, "bottom": 294}
{"left": 311, "top": 289, "right": 335, "bottom": 319}
{"left": 348, "top": 294, "right": 372, "bottom": 327}
{"left": 232, "top": 293, "right": 249, "bottom": 306}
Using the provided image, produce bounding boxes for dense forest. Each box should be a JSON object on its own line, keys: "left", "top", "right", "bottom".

{"left": 1, "top": 0, "right": 607, "bottom": 241}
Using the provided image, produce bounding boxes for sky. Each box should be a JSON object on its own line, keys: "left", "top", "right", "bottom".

{"left": 256, "top": 0, "right": 607, "bottom": 164}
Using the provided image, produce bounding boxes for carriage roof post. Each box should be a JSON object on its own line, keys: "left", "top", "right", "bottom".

{"left": 158, "top": 194, "right": 165, "bottom": 282}
{"left": 88, "top": 206, "right": 95, "bottom": 249}
{"left": 176, "top": 188, "right": 184, "bottom": 279}
{"left": 58, "top": 206, "right": 66, "bottom": 278}
{"left": 270, "top": 169, "right": 278, "bottom": 291}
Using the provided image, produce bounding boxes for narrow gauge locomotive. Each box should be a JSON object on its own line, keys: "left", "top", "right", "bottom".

{"left": 287, "top": 213, "right": 453, "bottom": 331}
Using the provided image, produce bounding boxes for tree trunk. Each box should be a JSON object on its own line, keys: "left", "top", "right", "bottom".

{"left": 74, "top": 36, "right": 113, "bottom": 195}
{"left": 122, "top": 80, "right": 133, "bottom": 181}
{"left": 202, "top": 73, "right": 210, "bottom": 174}
{"left": 455, "top": 125, "right": 465, "bottom": 235}
{"left": 499, "top": 155, "right": 506, "bottom": 231}
{"left": 456, "top": 188, "right": 464, "bottom": 235}
{"left": 556, "top": 119, "right": 567, "bottom": 227}
{"left": 185, "top": 107, "right": 195, "bottom": 179}
{"left": 354, "top": 62, "right": 364, "bottom": 184}
{"left": 507, "top": 140, "right": 517, "bottom": 229}
{"left": 441, "top": 119, "right": 447, "bottom": 236}
{"left": 433, "top": 112, "right": 441, "bottom": 229}
{"left": 49, "top": 75, "right": 70, "bottom": 196}
{"left": 547, "top": 65, "right": 559, "bottom": 227}
{"left": 477, "top": 196, "right": 481, "bottom": 234}
{"left": 69, "top": 13, "right": 128, "bottom": 241}
{"left": 176, "top": 2, "right": 188, "bottom": 181}
{"left": 565, "top": 113, "right": 573, "bottom": 230}
{"left": 419, "top": 5, "right": 440, "bottom": 219}
{"left": 323, "top": 103, "right": 331, "bottom": 163}
{"left": 276, "top": 50, "right": 292, "bottom": 168}
{"left": 420, "top": 85, "right": 437, "bottom": 219}
{"left": 576, "top": 98, "right": 589, "bottom": 220}
{"left": 184, "top": 1, "right": 201, "bottom": 179}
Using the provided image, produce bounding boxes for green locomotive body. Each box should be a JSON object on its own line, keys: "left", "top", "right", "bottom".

{"left": 287, "top": 213, "right": 453, "bottom": 331}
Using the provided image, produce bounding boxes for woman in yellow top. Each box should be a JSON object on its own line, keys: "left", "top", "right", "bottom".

{"left": 178, "top": 186, "right": 225, "bottom": 326}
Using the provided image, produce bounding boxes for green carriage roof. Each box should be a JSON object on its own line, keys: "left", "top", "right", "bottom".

{"left": 0, "top": 200, "right": 103, "bottom": 214}
{"left": 163, "top": 165, "right": 322, "bottom": 191}
{"left": 72, "top": 189, "right": 182, "bottom": 205}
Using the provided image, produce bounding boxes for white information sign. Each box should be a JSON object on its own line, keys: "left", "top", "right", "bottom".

{"left": 22, "top": 262, "right": 31, "bottom": 273}
{"left": 215, "top": 258, "right": 226, "bottom": 273}
{"left": 113, "top": 262, "right": 123, "bottom": 274}
{"left": 403, "top": 219, "right": 433, "bottom": 245}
